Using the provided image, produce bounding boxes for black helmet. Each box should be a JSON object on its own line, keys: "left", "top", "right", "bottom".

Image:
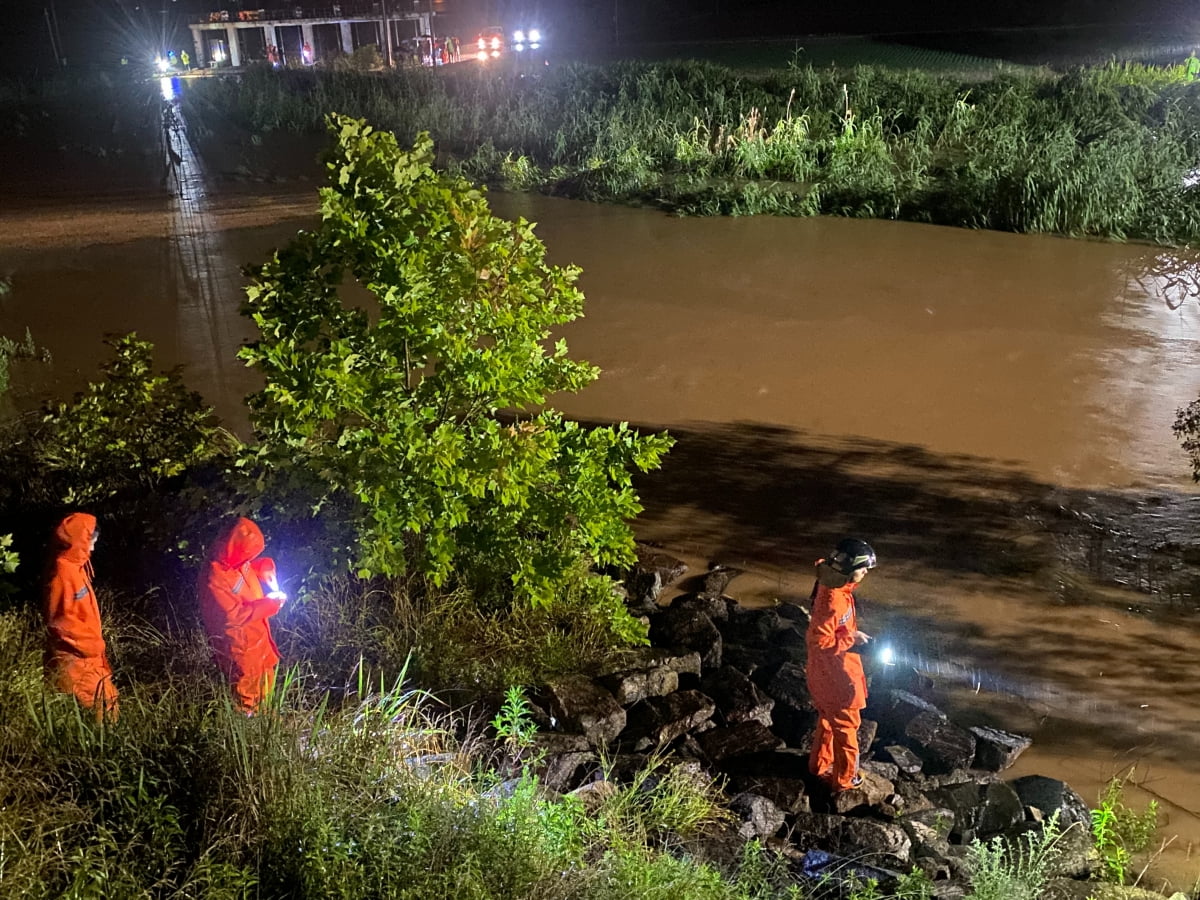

{"left": 829, "top": 538, "right": 876, "bottom": 576}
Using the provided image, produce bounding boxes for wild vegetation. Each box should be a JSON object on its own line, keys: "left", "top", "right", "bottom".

{"left": 180, "top": 59, "right": 1200, "bottom": 244}
{"left": 0, "top": 104, "right": 1192, "bottom": 895}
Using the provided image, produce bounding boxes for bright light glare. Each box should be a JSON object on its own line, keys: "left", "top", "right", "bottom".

{"left": 878, "top": 644, "right": 895, "bottom": 666}
{"left": 159, "top": 76, "right": 179, "bottom": 101}
{"left": 213, "top": 48, "right": 226, "bottom": 63}
{"left": 476, "top": 49, "right": 487, "bottom": 61}
{"left": 155, "top": 55, "right": 168, "bottom": 72}
{"left": 528, "top": 29, "right": 541, "bottom": 42}
{"left": 513, "top": 29, "right": 525, "bottom": 42}
{"left": 490, "top": 37, "right": 500, "bottom": 49}
{"left": 490, "top": 49, "right": 499, "bottom": 57}
{"left": 514, "top": 42, "right": 525, "bottom": 51}
{"left": 477, "top": 37, "right": 485, "bottom": 49}
{"left": 531, "top": 42, "right": 540, "bottom": 49}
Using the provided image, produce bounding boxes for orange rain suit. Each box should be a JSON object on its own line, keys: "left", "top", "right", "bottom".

{"left": 199, "top": 518, "right": 283, "bottom": 713}
{"left": 43, "top": 512, "right": 118, "bottom": 719}
{"left": 805, "top": 561, "right": 867, "bottom": 791}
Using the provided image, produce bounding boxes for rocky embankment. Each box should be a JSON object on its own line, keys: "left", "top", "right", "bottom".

{"left": 517, "top": 550, "right": 1185, "bottom": 899}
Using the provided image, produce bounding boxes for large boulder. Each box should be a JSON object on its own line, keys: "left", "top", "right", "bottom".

{"left": 792, "top": 813, "right": 914, "bottom": 870}
{"left": 649, "top": 607, "right": 723, "bottom": 671}
{"left": 546, "top": 676, "right": 626, "bottom": 747}
{"left": 697, "top": 722, "right": 784, "bottom": 765}
{"left": 928, "top": 780, "right": 1024, "bottom": 843}
{"left": 727, "top": 774, "right": 810, "bottom": 815}
{"left": 598, "top": 649, "right": 693, "bottom": 705}
{"left": 628, "top": 548, "right": 688, "bottom": 610}
{"left": 872, "top": 690, "right": 977, "bottom": 774}
{"left": 723, "top": 605, "right": 788, "bottom": 645}
{"left": 1009, "top": 775, "right": 1097, "bottom": 878}
{"left": 970, "top": 725, "right": 1032, "bottom": 772}
{"left": 702, "top": 565, "right": 744, "bottom": 599}
{"left": 540, "top": 751, "right": 598, "bottom": 793}
{"left": 831, "top": 768, "right": 896, "bottom": 815}
{"left": 763, "top": 663, "right": 816, "bottom": 745}
{"left": 620, "top": 690, "right": 716, "bottom": 749}
{"left": 729, "top": 792, "right": 787, "bottom": 840}
{"left": 701, "top": 665, "right": 775, "bottom": 727}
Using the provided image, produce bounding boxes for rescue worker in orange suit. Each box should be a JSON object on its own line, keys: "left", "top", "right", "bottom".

{"left": 805, "top": 538, "right": 877, "bottom": 792}
{"left": 199, "top": 517, "right": 286, "bottom": 713}
{"left": 43, "top": 512, "right": 119, "bottom": 719}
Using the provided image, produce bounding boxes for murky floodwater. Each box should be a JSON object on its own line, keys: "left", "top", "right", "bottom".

{"left": 4, "top": 124, "right": 1200, "bottom": 886}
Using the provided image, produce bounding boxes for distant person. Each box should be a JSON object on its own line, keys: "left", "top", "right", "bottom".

{"left": 199, "top": 517, "right": 287, "bottom": 714}
{"left": 302, "top": 41, "right": 313, "bottom": 65}
{"left": 1187, "top": 49, "right": 1200, "bottom": 82}
{"left": 805, "top": 538, "right": 876, "bottom": 792}
{"left": 43, "top": 512, "right": 118, "bottom": 720}
{"left": 180, "top": 49, "right": 190, "bottom": 70}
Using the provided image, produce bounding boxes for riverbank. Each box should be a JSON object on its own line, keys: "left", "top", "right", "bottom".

{"left": 173, "top": 59, "right": 1200, "bottom": 245}
{"left": 3, "top": 97, "right": 1200, "bottom": 894}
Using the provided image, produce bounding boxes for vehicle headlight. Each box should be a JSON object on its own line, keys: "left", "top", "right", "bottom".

{"left": 477, "top": 49, "right": 487, "bottom": 61}
{"left": 528, "top": 29, "right": 541, "bottom": 43}
{"left": 490, "top": 37, "right": 500, "bottom": 49}
{"left": 477, "top": 37, "right": 485, "bottom": 49}
{"left": 513, "top": 30, "right": 525, "bottom": 42}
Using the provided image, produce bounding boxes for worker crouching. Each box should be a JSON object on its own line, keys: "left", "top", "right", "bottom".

{"left": 805, "top": 538, "right": 877, "bottom": 792}
{"left": 199, "top": 517, "right": 285, "bottom": 714}
{"left": 43, "top": 512, "right": 119, "bottom": 720}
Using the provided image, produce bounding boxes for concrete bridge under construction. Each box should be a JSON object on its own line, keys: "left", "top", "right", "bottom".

{"left": 187, "top": 2, "right": 438, "bottom": 68}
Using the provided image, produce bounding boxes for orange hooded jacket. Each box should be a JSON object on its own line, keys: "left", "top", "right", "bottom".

{"left": 43, "top": 512, "right": 118, "bottom": 716}
{"left": 805, "top": 561, "right": 867, "bottom": 712}
{"left": 199, "top": 518, "right": 282, "bottom": 711}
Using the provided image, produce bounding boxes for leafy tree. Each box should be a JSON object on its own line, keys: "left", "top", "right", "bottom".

{"left": 34, "top": 334, "right": 236, "bottom": 507}
{"left": 241, "top": 115, "right": 671, "bottom": 612}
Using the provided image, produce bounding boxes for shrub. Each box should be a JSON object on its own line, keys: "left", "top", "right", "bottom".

{"left": 240, "top": 115, "right": 671, "bottom": 621}
{"left": 963, "top": 812, "right": 1065, "bottom": 900}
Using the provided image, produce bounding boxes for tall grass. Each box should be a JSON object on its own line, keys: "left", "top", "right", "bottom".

{"left": 0, "top": 605, "right": 806, "bottom": 899}
{"left": 181, "top": 59, "right": 1200, "bottom": 244}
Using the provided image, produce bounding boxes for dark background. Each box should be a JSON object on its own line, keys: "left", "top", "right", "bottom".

{"left": 2, "top": 0, "right": 1197, "bottom": 74}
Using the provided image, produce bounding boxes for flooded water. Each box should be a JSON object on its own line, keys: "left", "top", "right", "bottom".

{"left": 4, "top": 123, "right": 1200, "bottom": 887}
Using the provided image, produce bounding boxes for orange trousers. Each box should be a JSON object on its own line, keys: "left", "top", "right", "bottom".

{"left": 229, "top": 666, "right": 276, "bottom": 714}
{"left": 808, "top": 704, "right": 860, "bottom": 791}
{"left": 49, "top": 655, "right": 119, "bottom": 721}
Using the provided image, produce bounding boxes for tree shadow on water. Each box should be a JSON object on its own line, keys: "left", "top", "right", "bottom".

{"left": 629, "top": 419, "right": 1060, "bottom": 583}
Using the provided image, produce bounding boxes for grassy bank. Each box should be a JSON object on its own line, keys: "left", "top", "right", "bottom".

{"left": 0, "top": 603, "right": 811, "bottom": 900}
{"left": 180, "top": 59, "right": 1200, "bottom": 244}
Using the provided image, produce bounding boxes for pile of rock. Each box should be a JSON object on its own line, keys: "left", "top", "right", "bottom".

{"left": 523, "top": 550, "right": 1125, "bottom": 896}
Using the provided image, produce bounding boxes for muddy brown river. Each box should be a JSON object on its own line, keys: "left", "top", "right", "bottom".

{"left": 4, "top": 124, "right": 1200, "bottom": 888}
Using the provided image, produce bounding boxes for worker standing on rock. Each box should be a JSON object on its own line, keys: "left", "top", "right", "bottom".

{"left": 805, "top": 538, "right": 876, "bottom": 792}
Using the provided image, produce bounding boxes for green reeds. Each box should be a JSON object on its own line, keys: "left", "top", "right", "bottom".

{"left": 181, "top": 58, "right": 1200, "bottom": 244}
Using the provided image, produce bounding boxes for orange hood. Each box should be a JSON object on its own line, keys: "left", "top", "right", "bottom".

{"left": 213, "top": 518, "right": 265, "bottom": 568}
{"left": 54, "top": 512, "right": 97, "bottom": 565}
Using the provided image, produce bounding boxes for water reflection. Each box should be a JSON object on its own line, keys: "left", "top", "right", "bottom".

{"left": 1125, "top": 247, "right": 1200, "bottom": 310}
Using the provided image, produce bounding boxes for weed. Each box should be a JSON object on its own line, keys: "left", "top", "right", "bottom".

{"left": 964, "top": 811, "right": 1066, "bottom": 900}
{"left": 1091, "top": 771, "right": 1161, "bottom": 884}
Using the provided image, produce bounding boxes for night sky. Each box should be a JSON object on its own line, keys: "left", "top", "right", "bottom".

{"left": 1, "top": 0, "right": 1196, "bottom": 73}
